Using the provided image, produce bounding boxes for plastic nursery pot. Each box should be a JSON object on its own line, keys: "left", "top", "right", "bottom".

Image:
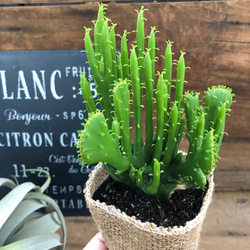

{"left": 84, "top": 163, "right": 214, "bottom": 250}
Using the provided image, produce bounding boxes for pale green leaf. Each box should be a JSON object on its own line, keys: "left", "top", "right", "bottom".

{"left": 24, "top": 169, "right": 51, "bottom": 193}
{"left": 0, "top": 178, "right": 16, "bottom": 189}
{"left": 0, "top": 233, "right": 62, "bottom": 250}
{"left": 7, "top": 212, "right": 61, "bottom": 244}
{"left": 25, "top": 192, "right": 67, "bottom": 245}
{"left": 0, "top": 199, "right": 45, "bottom": 246}
{"left": 0, "top": 182, "right": 38, "bottom": 228}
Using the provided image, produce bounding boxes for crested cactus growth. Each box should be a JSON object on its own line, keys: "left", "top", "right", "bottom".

{"left": 77, "top": 4, "right": 234, "bottom": 199}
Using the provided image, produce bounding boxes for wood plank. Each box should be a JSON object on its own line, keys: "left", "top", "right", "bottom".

{"left": 64, "top": 191, "right": 250, "bottom": 250}
{"left": 0, "top": 0, "right": 129, "bottom": 5}
{"left": 65, "top": 216, "right": 98, "bottom": 249}
{"left": 212, "top": 141, "right": 250, "bottom": 191}
{"left": 0, "top": 0, "right": 246, "bottom": 5}
{"left": 199, "top": 191, "right": 250, "bottom": 250}
{"left": 0, "top": 1, "right": 249, "bottom": 191}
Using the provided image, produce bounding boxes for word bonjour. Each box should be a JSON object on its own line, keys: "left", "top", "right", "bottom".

{"left": 4, "top": 109, "right": 86, "bottom": 125}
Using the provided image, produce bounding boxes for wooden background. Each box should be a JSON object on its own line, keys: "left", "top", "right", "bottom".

{"left": 0, "top": 0, "right": 249, "bottom": 249}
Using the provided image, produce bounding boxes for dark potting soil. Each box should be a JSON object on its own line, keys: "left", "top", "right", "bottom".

{"left": 93, "top": 176, "right": 208, "bottom": 228}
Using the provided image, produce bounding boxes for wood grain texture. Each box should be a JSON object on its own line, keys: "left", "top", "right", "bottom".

{"left": 65, "top": 191, "right": 250, "bottom": 250}
{"left": 0, "top": 0, "right": 87, "bottom": 3}
{"left": 0, "top": 1, "right": 249, "bottom": 191}
{"left": 199, "top": 191, "right": 250, "bottom": 250}
{"left": 0, "top": 0, "right": 154, "bottom": 6}
{"left": 1, "top": 0, "right": 247, "bottom": 5}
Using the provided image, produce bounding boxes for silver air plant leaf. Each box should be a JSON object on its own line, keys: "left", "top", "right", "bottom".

{"left": 0, "top": 169, "right": 66, "bottom": 250}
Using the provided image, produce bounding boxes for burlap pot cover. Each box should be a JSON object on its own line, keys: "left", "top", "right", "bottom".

{"left": 84, "top": 163, "right": 214, "bottom": 250}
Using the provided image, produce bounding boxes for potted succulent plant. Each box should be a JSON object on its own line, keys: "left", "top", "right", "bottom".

{"left": 0, "top": 170, "right": 66, "bottom": 250}
{"left": 77, "top": 4, "right": 234, "bottom": 250}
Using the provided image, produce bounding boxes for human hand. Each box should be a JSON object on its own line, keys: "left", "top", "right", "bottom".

{"left": 83, "top": 232, "right": 108, "bottom": 250}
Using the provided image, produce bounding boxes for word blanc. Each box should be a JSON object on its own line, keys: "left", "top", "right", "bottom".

{"left": 0, "top": 70, "right": 63, "bottom": 100}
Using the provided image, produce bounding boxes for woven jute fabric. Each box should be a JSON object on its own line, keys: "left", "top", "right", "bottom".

{"left": 84, "top": 163, "right": 214, "bottom": 250}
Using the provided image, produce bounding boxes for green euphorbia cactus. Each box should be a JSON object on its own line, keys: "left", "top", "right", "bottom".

{"left": 77, "top": 4, "right": 234, "bottom": 199}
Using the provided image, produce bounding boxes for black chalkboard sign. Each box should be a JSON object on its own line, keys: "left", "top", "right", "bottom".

{"left": 0, "top": 50, "right": 97, "bottom": 216}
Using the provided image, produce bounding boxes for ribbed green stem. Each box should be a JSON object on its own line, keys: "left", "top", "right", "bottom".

{"left": 154, "top": 74, "right": 165, "bottom": 161}
{"left": 113, "top": 82, "right": 135, "bottom": 165}
{"left": 94, "top": 5, "right": 105, "bottom": 61}
{"left": 163, "top": 42, "right": 172, "bottom": 145}
{"left": 84, "top": 29, "right": 102, "bottom": 83}
{"left": 175, "top": 52, "right": 185, "bottom": 111}
{"left": 163, "top": 103, "right": 178, "bottom": 166}
{"left": 195, "top": 114, "right": 205, "bottom": 150}
{"left": 117, "top": 53, "right": 123, "bottom": 79}
{"left": 148, "top": 26, "right": 156, "bottom": 79}
{"left": 164, "top": 41, "right": 173, "bottom": 113}
{"left": 184, "top": 92, "right": 199, "bottom": 132}
{"left": 130, "top": 47, "right": 143, "bottom": 166}
{"left": 102, "top": 21, "right": 112, "bottom": 84}
{"left": 214, "top": 102, "right": 226, "bottom": 148}
{"left": 111, "top": 119, "right": 120, "bottom": 150}
{"left": 143, "top": 52, "right": 153, "bottom": 164}
{"left": 110, "top": 25, "right": 117, "bottom": 82}
{"left": 136, "top": 7, "right": 145, "bottom": 84}
{"left": 121, "top": 31, "right": 129, "bottom": 80}
{"left": 173, "top": 115, "right": 185, "bottom": 156}
{"left": 79, "top": 73, "right": 96, "bottom": 114}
